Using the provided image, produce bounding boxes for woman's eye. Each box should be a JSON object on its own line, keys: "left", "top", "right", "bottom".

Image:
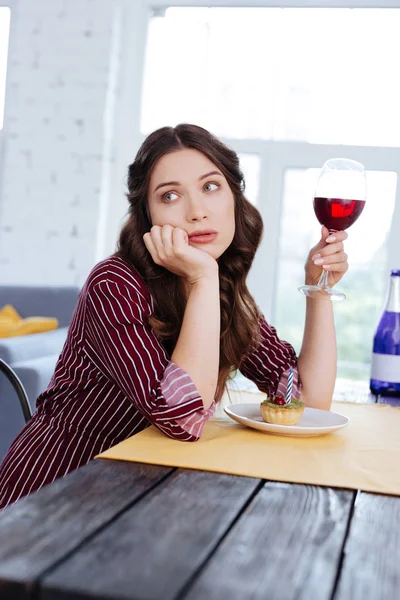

{"left": 162, "top": 191, "right": 179, "bottom": 203}
{"left": 203, "top": 182, "right": 220, "bottom": 193}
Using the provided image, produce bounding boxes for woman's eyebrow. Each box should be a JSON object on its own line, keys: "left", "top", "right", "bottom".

{"left": 153, "top": 180, "right": 180, "bottom": 193}
{"left": 198, "top": 170, "right": 223, "bottom": 181}
{"left": 153, "top": 171, "right": 223, "bottom": 194}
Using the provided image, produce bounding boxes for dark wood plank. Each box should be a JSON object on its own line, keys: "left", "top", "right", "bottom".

{"left": 335, "top": 492, "right": 400, "bottom": 600}
{"left": 39, "top": 469, "right": 261, "bottom": 600}
{"left": 182, "top": 482, "right": 355, "bottom": 600}
{"left": 0, "top": 459, "right": 172, "bottom": 600}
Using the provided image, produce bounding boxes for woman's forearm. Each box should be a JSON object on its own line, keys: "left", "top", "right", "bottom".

{"left": 297, "top": 296, "right": 336, "bottom": 410}
{"left": 171, "top": 273, "right": 220, "bottom": 409}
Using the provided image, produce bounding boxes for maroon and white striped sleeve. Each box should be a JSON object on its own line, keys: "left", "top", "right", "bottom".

{"left": 239, "top": 316, "right": 302, "bottom": 399}
{"left": 84, "top": 279, "right": 213, "bottom": 441}
{"left": 161, "top": 363, "right": 216, "bottom": 438}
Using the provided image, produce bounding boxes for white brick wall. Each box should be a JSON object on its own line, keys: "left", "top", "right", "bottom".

{"left": 0, "top": 0, "right": 128, "bottom": 286}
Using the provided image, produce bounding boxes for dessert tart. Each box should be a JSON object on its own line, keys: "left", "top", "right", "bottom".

{"left": 260, "top": 396, "right": 305, "bottom": 426}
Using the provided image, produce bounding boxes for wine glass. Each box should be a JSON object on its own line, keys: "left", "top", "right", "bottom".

{"left": 298, "top": 158, "right": 367, "bottom": 301}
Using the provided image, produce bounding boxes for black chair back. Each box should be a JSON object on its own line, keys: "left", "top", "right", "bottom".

{"left": 0, "top": 358, "right": 32, "bottom": 424}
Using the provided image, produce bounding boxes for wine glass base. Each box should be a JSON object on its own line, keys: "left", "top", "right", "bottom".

{"left": 298, "top": 284, "right": 346, "bottom": 302}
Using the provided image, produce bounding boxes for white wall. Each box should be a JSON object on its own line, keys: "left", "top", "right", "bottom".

{"left": 0, "top": 0, "right": 136, "bottom": 286}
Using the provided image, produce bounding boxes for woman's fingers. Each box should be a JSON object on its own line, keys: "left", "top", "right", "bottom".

{"left": 314, "top": 251, "right": 347, "bottom": 266}
{"left": 325, "top": 230, "right": 348, "bottom": 244}
{"left": 311, "top": 230, "right": 348, "bottom": 263}
{"left": 172, "top": 227, "right": 188, "bottom": 256}
{"left": 148, "top": 225, "right": 170, "bottom": 261}
{"left": 161, "top": 224, "right": 174, "bottom": 257}
{"left": 305, "top": 229, "right": 350, "bottom": 287}
{"left": 149, "top": 225, "right": 163, "bottom": 248}
{"left": 144, "top": 225, "right": 188, "bottom": 265}
{"left": 143, "top": 224, "right": 217, "bottom": 281}
{"left": 143, "top": 231, "right": 160, "bottom": 263}
{"left": 312, "top": 241, "right": 343, "bottom": 259}
{"left": 143, "top": 225, "right": 166, "bottom": 263}
{"left": 323, "top": 261, "right": 349, "bottom": 273}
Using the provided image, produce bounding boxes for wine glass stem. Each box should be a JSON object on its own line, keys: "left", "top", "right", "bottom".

{"left": 317, "top": 228, "right": 336, "bottom": 290}
{"left": 317, "top": 269, "right": 330, "bottom": 290}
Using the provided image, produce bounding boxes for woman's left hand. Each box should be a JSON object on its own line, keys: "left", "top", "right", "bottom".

{"left": 304, "top": 226, "right": 349, "bottom": 287}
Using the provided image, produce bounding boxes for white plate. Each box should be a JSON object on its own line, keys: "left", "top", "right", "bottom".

{"left": 224, "top": 403, "right": 350, "bottom": 437}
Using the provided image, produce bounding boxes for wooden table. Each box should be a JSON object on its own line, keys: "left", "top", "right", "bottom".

{"left": 0, "top": 455, "right": 399, "bottom": 600}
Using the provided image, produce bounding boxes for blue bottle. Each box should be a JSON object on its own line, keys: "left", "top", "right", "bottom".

{"left": 370, "top": 269, "right": 400, "bottom": 396}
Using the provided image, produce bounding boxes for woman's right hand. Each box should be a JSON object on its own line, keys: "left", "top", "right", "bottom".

{"left": 143, "top": 225, "right": 218, "bottom": 285}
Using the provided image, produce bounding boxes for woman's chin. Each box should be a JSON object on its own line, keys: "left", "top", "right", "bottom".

{"left": 206, "top": 247, "right": 224, "bottom": 260}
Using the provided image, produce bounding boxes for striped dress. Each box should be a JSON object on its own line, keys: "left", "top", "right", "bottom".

{"left": 0, "top": 255, "right": 301, "bottom": 509}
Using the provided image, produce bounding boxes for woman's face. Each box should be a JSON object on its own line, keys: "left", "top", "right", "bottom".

{"left": 148, "top": 149, "right": 235, "bottom": 260}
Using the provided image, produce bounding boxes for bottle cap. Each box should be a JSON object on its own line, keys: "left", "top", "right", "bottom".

{"left": 391, "top": 269, "right": 400, "bottom": 277}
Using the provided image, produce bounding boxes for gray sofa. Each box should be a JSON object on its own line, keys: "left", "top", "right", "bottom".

{"left": 0, "top": 285, "right": 80, "bottom": 461}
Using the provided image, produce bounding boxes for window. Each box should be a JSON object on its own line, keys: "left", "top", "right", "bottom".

{"left": 276, "top": 168, "right": 397, "bottom": 380}
{"left": 142, "top": 6, "right": 400, "bottom": 146}
{"left": 137, "top": 3, "right": 400, "bottom": 385}
{"left": 0, "top": 6, "right": 10, "bottom": 130}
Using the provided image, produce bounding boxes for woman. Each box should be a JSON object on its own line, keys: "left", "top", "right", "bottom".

{"left": 0, "top": 124, "right": 347, "bottom": 509}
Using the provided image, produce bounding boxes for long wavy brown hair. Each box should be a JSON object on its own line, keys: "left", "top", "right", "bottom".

{"left": 118, "top": 124, "right": 264, "bottom": 402}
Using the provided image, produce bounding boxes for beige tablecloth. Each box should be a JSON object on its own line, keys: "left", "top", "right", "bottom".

{"left": 97, "top": 392, "right": 400, "bottom": 496}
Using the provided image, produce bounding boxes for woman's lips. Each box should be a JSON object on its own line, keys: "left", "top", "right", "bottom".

{"left": 189, "top": 233, "right": 218, "bottom": 244}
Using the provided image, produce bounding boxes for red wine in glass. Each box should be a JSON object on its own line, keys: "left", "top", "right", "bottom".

{"left": 313, "top": 197, "right": 366, "bottom": 231}
{"left": 298, "top": 158, "right": 367, "bottom": 301}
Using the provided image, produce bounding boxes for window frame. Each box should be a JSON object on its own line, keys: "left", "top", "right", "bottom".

{"left": 107, "top": 0, "right": 400, "bottom": 321}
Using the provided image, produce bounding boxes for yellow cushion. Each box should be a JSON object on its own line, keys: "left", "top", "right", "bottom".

{"left": 0, "top": 319, "right": 16, "bottom": 338}
{"left": 12, "top": 317, "right": 59, "bottom": 337}
{"left": 0, "top": 304, "right": 22, "bottom": 323}
{"left": 0, "top": 305, "right": 58, "bottom": 338}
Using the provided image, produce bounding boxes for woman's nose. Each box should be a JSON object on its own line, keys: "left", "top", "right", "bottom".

{"left": 186, "top": 195, "right": 208, "bottom": 222}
